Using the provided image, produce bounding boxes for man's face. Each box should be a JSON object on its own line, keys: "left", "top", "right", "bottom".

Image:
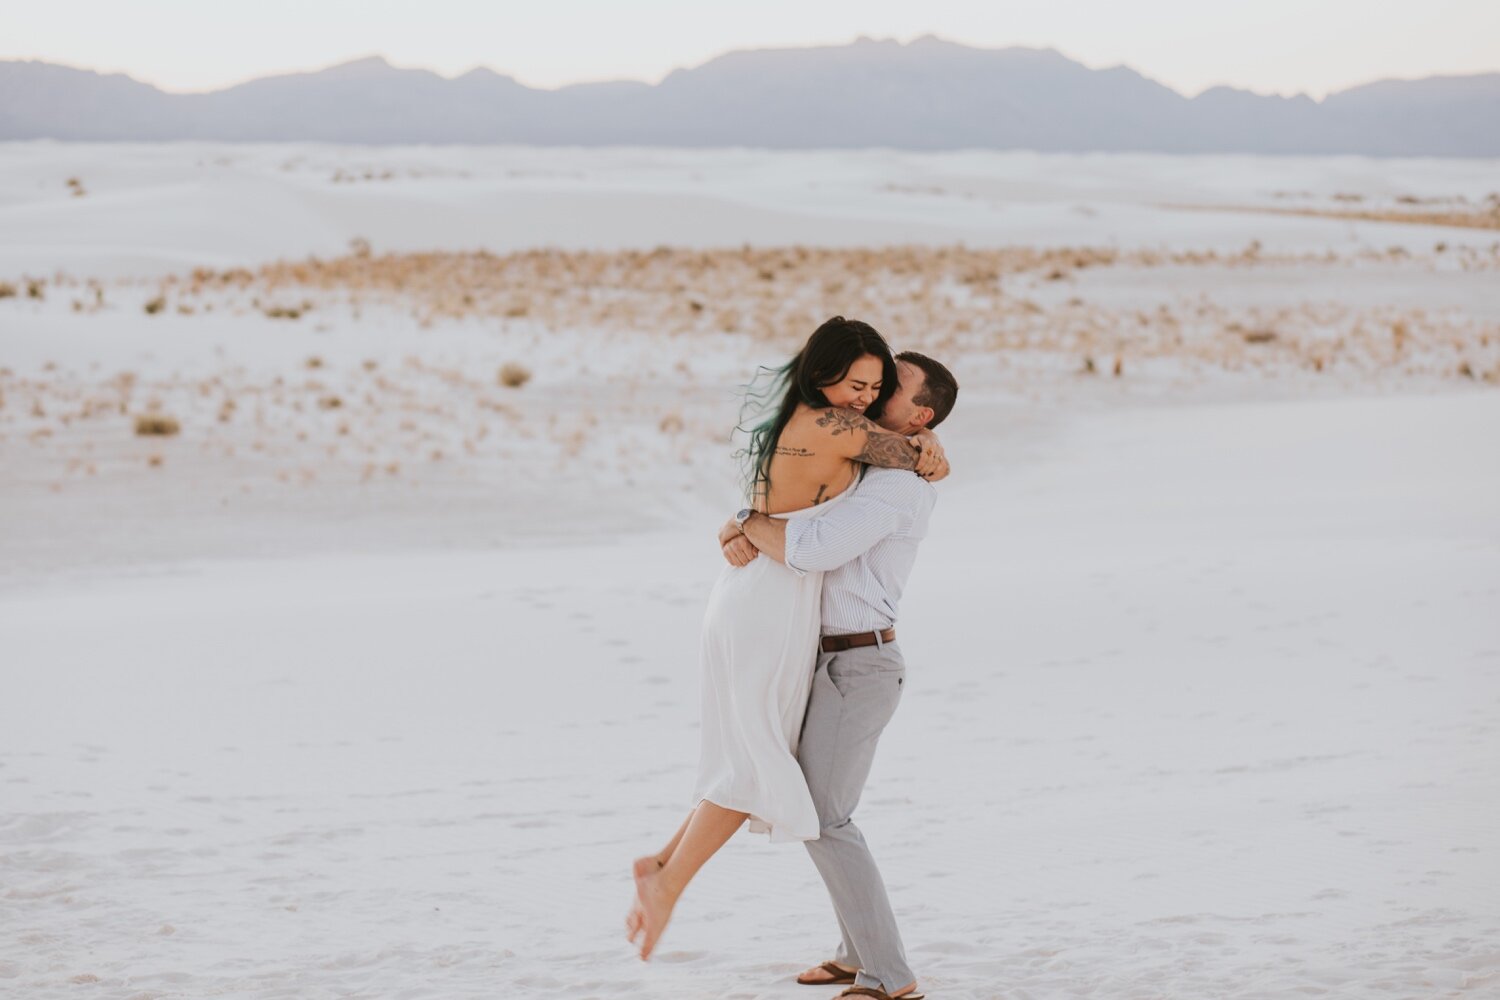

{"left": 875, "top": 361, "right": 928, "bottom": 434}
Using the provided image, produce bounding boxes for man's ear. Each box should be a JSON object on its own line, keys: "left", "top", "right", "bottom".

{"left": 912, "top": 406, "right": 935, "bottom": 431}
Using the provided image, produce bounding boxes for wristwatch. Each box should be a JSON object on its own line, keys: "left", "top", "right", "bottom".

{"left": 734, "top": 508, "right": 754, "bottom": 533}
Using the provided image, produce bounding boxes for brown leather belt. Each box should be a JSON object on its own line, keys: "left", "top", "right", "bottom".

{"left": 820, "top": 629, "right": 896, "bottom": 653}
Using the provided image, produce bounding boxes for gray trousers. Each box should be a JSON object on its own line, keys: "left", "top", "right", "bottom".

{"left": 797, "top": 641, "right": 914, "bottom": 993}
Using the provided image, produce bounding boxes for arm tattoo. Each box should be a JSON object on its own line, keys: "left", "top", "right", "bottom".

{"left": 814, "top": 408, "right": 874, "bottom": 437}
{"left": 775, "top": 446, "right": 815, "bottom": 457}
{"left": 854, "top": 431, "right": 920, "bottom": 470}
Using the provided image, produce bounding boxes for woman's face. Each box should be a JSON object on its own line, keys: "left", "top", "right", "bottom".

{"left": 820, "top": 353, "right": 885, "bottom": 413}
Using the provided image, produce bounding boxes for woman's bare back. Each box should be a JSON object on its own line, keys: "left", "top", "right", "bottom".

{"left": 759, "top": 404, "right": 921, "bottom": 514}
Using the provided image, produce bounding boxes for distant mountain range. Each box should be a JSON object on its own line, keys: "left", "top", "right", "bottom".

{"left": 3, "top": 36, "right": 1497, "bottom": 155}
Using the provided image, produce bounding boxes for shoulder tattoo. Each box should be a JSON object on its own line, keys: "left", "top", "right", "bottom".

{"left": 813, "top": 408, "right": 874, "bottom": 437}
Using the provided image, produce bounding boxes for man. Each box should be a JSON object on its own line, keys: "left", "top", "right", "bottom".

{"left": 720, "top": 351, "right": 959, "bottom": 1000}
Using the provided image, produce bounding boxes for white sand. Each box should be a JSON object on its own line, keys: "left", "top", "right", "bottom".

{"left": 3, "top": 144, "right": 1499, "bottom": 279}
{"left": 2, "top": 144, "right": 1498, "bottom": 999}
{"left": 3, "top": 390, "right": 1497, "bottom": 999}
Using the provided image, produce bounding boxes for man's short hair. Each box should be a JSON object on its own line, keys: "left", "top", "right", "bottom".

{"left": 895, "top": 351, "right": 958, "bottom": 429}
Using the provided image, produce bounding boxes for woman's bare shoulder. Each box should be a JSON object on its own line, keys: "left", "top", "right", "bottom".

{"left": 787, "top": 406, "right": 873, "bottom": 439}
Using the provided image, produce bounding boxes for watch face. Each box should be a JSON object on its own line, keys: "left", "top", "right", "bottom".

{"left": 736, "top": 508, "right": 753, "bottom": 524}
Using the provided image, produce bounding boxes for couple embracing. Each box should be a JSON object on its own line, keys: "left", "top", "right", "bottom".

{"left": 627, "top": 316, "right": 959, "bottom": 1000}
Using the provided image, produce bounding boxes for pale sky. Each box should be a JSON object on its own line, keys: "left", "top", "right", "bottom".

{"left": 3, "top": 0, "right": 1498, "bottom": 99}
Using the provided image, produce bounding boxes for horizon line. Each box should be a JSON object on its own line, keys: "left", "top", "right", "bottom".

{"left": 7, "top": 34, "right": 1498, "bottom": 103}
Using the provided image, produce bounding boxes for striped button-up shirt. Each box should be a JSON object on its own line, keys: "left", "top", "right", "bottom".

{"left": 784, "top": 467, "right": 937, "bottom": 636}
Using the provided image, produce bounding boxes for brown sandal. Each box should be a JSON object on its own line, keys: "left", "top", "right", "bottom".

{"left": 837, "top": 988, "right": 926, "bottom": 1000}
{"left": 796, "top": 962, "right": 858, "bottom": 986}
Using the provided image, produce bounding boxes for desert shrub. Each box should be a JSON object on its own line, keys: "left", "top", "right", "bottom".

{"left": 0, "top": 282, "right": 15, "bottom": 298}
{"left": 498, "top": 362, "right": 532, "bottom": 388}
{"left": 144, "top": 296, "right": 166, "bottom": 314}
{"left": 134, "top": 413, "right": 180, "bottom": 436}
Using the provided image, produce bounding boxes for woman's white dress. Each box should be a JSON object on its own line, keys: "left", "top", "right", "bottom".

{"left": 691, "top": 489, "right": 851, "bottom": 843}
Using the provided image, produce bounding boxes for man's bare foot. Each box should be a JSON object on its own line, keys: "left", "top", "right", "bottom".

{"left": 632, "top": 866, "right": 681, "bottom": 961}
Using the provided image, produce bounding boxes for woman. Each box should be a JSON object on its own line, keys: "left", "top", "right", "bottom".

{"left": 627, "top": 317, "right": 945, "bottom": 960}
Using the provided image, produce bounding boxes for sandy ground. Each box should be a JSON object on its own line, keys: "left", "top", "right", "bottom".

{"left": 2, "top": 145, "right": 1499, "bottom": 999}
{"left": 3, "top": 390, "right": 1497, "bottom": 999}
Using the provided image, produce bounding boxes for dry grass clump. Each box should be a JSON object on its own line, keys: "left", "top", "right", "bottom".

{"left": 66, "top": 177, "right": 86, "bottom": 198}
{"left": 0, "top": 281, "right": 15, "bottom": 298}
{"left": 498, "top": 363, "right": 532, "bottom": 388}
{"left": 134, "top": 413, "right": 181, "bottom": 436}
{"left": 1168, "top": 199, "right": 1500, "bottom": 232}
{"left": 182, "top": 241, "right": 1497, "bottom": 361}
{"left": 144, "top": 296, "right": 166, "bottom": 315}
{"left": 64, "top": 241, "right": 1494, "bottom": 407}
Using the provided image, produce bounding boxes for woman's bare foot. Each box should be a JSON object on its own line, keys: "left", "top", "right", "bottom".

{"left": 796, "top": 961, "right": 857, "bottom": 984}
{"left": 632, "top": 866, "right": 682, "bottom": 961}
{"left": 625, "top": 854, "right": 663, "bottom": 945}
{"left": 625, "top": 855, "right": 664, "bottom": 944}
{"left": 624, "top": 899, "right": 644, "bottom": 945}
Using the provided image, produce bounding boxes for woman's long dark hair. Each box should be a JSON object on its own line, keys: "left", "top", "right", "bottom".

{"left": 736, "top": 316, "right": 898, "bottom": 503}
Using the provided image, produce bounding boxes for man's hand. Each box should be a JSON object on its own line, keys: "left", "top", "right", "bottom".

{"left": 910, "top": 428, "right": 947, "bottom": 480}
{"left": 722, "top": 534, "right": 759, "bottom": 567}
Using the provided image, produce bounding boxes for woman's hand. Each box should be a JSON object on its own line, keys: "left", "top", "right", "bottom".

{"left": 910, "top": 428, "right": 947, "bottom": 479}
{"left": 718, "top": 518, "right": 742, "bottom": 547}
{"left": 722, "top": 534, "right": 759, "bottom": 567}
